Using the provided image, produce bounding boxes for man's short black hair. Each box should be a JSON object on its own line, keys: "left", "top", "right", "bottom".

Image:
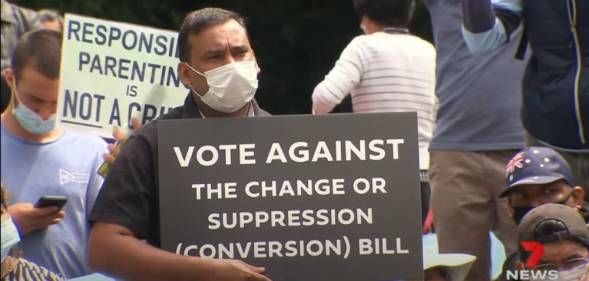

{"left": 353, "top": 0, "right": 415, "bottom": 28}
{"left": 11, "top": 29, "right": 62, "bottom": 81}
{"left": 178, "top": 7, "right": 247, "bottom": 63}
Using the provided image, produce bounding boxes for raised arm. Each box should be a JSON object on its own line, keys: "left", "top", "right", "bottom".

{"left": 312, "top": 38, "right": 364, "bottom": 114}
{"left": 461, "top": 0, "right": 523, "bottom": 54}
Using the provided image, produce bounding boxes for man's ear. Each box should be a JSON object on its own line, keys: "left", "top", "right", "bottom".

{"left": 572, "top": 186, "right": 585, "bottom": 207}
{"left": 3, "top": 69, "right": 15, "bottom": 87}
{"left": 3, "top": 69, "right": 16, "bottom": 107}
{"left": 177, "top": 63, "right": 192, "bottom": 89}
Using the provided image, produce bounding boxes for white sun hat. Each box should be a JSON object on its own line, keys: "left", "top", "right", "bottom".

{"left": 423, "top": 232, "right": 507, "bottom": 280}
{"left": 423, "top": 233, "right": 476, "bottom": 281}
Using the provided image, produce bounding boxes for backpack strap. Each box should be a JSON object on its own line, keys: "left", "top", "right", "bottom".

{"left": 515, "top": 19, "right": 528, "bottom": 59}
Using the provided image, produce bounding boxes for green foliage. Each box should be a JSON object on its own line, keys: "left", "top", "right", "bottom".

{"left": 16, "top": 0, "right": 432, "bottom": 114}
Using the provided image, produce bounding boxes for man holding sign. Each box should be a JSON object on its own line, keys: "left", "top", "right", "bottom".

{"left": 88, "top": 7, "right": 271, "bottom": 281}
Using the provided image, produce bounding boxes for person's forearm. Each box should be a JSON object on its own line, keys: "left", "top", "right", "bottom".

{"left": 461, "top": 0, "right": 507, "bottom": 54}
{"left": 312, "top": 46, "right": 361, "bottom": 114}
{"left": 311, "top": 85, "right": 339, "bottom": 114}
{"left": 461, "top": 0, "right": 523, "bottom": 54}
{"left": 89, "top": 223, "right": 215, "bottom": 281}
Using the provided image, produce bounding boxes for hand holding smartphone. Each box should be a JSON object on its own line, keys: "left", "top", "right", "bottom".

{"left": 9, "top": 197, "right": 67, "bottom": 235}
{"left": 34, "top": 195, "right": 67, "bottom": 211}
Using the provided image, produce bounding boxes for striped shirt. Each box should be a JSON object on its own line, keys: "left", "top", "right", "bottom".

{"left": 312, "top": 32, "right": 436, "bottom": 169}
{"left": 1, "top": 257, "right": 64, "bottom": 281}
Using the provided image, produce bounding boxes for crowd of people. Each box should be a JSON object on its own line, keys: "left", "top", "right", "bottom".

{"left": 0, "top": 0, "right": 587, "bottom": 280}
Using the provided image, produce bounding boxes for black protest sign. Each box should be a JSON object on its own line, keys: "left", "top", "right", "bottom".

{"left": 158, "top": 113, "right": 423, "bottom": 281}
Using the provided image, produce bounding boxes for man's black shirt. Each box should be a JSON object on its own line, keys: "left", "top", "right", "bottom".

{"left": 90, "top": 93, "right": 269, "bottom": 246}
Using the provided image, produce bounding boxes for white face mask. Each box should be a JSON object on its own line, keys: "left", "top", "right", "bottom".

{"left": 530, "top": 262, "right": 589, "bottom": 281}
{"left": 557, "top": 262, "right": 589, "bottom": 281}
{"left": 185, "top": 61, "right": 258, "bottom": 113}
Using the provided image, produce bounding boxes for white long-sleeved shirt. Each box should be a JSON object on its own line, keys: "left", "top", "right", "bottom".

{"left": 312, "top": 32, "right": 436, "bottom": 170}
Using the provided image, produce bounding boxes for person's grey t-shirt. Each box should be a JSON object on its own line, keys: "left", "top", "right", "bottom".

{"left": 1, "top": 125, "right": 107, "bottom": 279}
{"left": 425, "top": 0, "right": 526, "bottom": 151}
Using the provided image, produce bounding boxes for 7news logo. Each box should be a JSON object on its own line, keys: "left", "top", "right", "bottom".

{"left": 506, "top": 241, "right": 559, "bottom": 280}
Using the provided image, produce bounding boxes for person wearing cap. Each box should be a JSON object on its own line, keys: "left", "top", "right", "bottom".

{"left": 422, "top": 233, "right": 476, "bottom": 281}
{"left": 515, "top": 204, "right": 589, "bottom": 281}
{"left": 497, "top": 147, "right": 588, "bottom": 280}
{"left": 500, "top": 147, "right": 588, "bottom": 225}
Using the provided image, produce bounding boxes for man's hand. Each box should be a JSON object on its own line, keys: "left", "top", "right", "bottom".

{"left": 90, "top": 223, "right": 273, "bottom": 281}
{"left": 8, "top": 203, "right": 65, "bottom": 235}
{"left": 209, "top": 259, "right": 271, "bottom": 281}
{"left": 102, "top": 117, "right": 141, "bottom": 165}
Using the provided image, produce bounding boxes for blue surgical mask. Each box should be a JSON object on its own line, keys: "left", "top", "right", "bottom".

{"left": 10, "top": 83, "right": 57, "bottom": 135}
{"left": 1, "top": 217, "right": 21, "bottom": 262}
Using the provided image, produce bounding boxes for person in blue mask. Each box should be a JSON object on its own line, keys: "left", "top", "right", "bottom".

{"left": 1, "top": 185, "right": 63, "bottom": 281}
{"left": 0, "top": 29, "right": 107, "bottom": 279}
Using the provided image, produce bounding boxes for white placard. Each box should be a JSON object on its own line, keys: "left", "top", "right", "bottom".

{"left": 57, "top": 14, "right": 187, "bottom": 137}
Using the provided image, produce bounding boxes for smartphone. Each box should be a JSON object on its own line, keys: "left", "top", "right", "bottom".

{"left": 34, "top": 195, "right": 67, "bottom": 210}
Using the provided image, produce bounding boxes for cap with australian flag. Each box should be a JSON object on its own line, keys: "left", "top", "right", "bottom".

{"left": 500, "top": 147, "right": 576, "bottom": 197}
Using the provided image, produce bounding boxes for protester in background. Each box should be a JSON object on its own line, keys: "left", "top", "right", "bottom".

{"left": 311, "top": 0, "right": 436, "bottom": 223}
{"left": 1, "top": 2, "right": 63, "bottom": 113}
{"left": 423, "top": 0, "right": 528, "bottom": 278}
{"left": 515, "top": 204, "right": 589, "bottom": 281}
{"left": 501, "top": 147, "right": 588, "bottom": 224}
{"left": 1, "top": 0, "right": 37, "bottom": 71}
{"left": 461, "top": 0, "right": 589, "bottom": 200}
{"left": 422, "top": 233, "right": 476, "bottom": 281}
{"left": 1, "top": 184, "right": 64, "bottom": 281}
{"left": 497, "top": 147, "right": 588, "bottom": 280}
{"left": 1, "top": 29, "right": 107, "bottom": 278}
{"left": 1, "top": 0, "right": 37, "bottom": 113}
{"left": 88, "top": 8, "right": 272, "bottom": 281}
{"left": 32, "top": 9, "right": 63, "bottom": 32}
